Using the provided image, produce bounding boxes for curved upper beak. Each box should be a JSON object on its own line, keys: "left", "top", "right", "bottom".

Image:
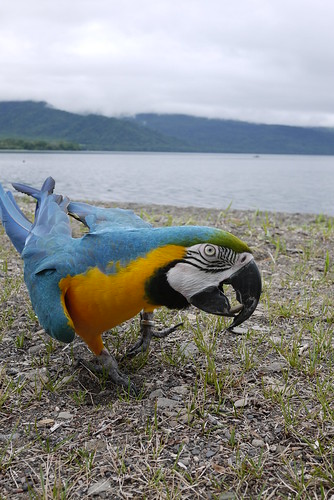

{"left": 189, "top": 259, "right": 262, "bottom": 329}
{"left": 224, "top": 259, "right": 262, "bottom": 330}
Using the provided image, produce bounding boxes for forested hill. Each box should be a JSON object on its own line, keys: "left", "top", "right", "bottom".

{"left": 131, "top": 114, "right": 334, "bottom": 154}
{"left": 1, "top": 100, "right": 334, "bottom": 154}
{"left": 0, "top": 101, "right": 184, "bottom": 151}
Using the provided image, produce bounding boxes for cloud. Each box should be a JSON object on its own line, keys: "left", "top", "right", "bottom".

{"left": 1, "top": 0, "right": 334, "bottom": 125}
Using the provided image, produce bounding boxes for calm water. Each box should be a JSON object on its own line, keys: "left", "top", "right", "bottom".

{"left": 0, "top": 152, "right": 333, "bottom": 215}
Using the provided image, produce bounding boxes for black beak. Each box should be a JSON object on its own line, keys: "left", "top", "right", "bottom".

{"left": 189, "top": 259, "right": 261, "bottom": 329}
{"left": 224, "top": 259, "right": 262, "bottom": 330}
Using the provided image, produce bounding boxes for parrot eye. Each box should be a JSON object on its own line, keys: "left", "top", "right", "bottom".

{"left": 203, "top": 244, "right": 216, "bottom": 257}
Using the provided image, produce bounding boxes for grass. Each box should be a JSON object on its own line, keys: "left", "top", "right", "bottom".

{"left": 1, "top": 202, "right": 334, "bottom": 498}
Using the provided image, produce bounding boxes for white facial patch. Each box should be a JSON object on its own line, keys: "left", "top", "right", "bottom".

{"left": 166, "top": 244, "right": 254, "bottom": 301}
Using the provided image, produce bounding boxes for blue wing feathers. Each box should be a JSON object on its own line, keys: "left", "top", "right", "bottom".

{"left": 0, "top": 183, "right": 32, "bottom": 252}
{"left": 68, "top": 201, "right": 151, "bottom": 231}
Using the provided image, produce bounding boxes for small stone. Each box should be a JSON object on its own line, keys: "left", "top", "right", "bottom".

{"left": 156, "top": 397, "right": 179, "bottom": 410}
{"left": 219, "top": 492, "right": 236, "bottom": 500}
{"left": 229, "top": 326, "right": 248, "bottom": 335}
{"left": 206, "top": 449, "right": 216, "bottom": 458}
{"left": 0, "top": 432, "right": 20, "bottom": 442}
{"left": 28, "top": 344, "right": 44, "bottom": 355}
{"left": 38, "top": 418, "right": 55, "bottom": 427}
{"left": 179, "top": 413, "right": 194, "bottom": 424}
{"left": 87, "top": 479, "right": 112, "bottom": 496}
{"left": 252, "top": 438, "right": 265, "bottom": 447}
{"left": 85, "top": 439, "right": 107, "bottom": 452}
{"left": 180, "top": 341, "right": 199, "bottom": 357}
{"left": 58, "top": 411, "right": 73, "bottom": 420}
{"left": 172, "top": 385, "right": 189, "bottom": 395}
{"left": 149, "top": 388, "right": 164, "bottom": 399}
{"left": 234, "top": 397, "right": 249, "bottom": 408}
{"left": 191, "top": 447, "right": 201, "bottom": 456}
{"left": 260, "top": 361, "right": 286, "bottom": 373}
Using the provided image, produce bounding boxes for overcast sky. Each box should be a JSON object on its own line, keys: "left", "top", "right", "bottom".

{"left": 1, "top": 0, "right": 334, "bottom": 126}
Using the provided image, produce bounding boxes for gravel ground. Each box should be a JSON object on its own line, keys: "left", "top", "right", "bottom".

{"left": 1, "top": 199, "right": 334, "bottom": 499}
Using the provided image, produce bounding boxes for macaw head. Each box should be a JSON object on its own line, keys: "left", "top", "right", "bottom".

{"left": 145, "top": 228, "right": 262, "bottom": 330}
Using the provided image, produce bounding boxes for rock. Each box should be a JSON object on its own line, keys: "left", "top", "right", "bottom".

{"left": 85, "top": 439, "right": 107, "bottom": 452}
{"left": 206, "top": 449, "right": 216, "bottom": 458}
{"left": 252, "top": 438, "right": 266, "bottom": 447}
{"left": 58, "top": 411, "right": 73, "bottom": 420}
{"left": 234, "top": 397, "right": 249, "bottom": 408}
{"left": 219, "top": 492, "right": 236, "bottom": 500}
{"left": 229, "top": 326, "right": 248, "bottom": 335}
{"left": 0, "top": 432, "right": 20, "bottom": 442}
{"left": 180, "top": 341, "right": 199, "bottom": 357}
{"left": 87, "top": 479, "right": 112, "bottom": 496}
{"left": 28, "top": 344, "right": 44, "bottom": 355}
{"left": 191, "top": 446, "right": 201, "bottom": 456}
{"left": 38, "top": 418, "right": 55, "bottom": 427}
{"left": 172, "top": 385, "right": 189, "bottom": 395}
{"left": 149, "top": 388, "right": 164, "bottom": 399}
{"left": 156, "top": 397, "right": 180, "bottom": 410}
{"left": 260, "top": 361, "right": 286, "bottom": 373}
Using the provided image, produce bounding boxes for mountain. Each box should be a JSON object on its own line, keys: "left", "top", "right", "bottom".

{"left": 0, "top": 100, "right": 334, "bottom": 154}
{"left": 131, "top": 113, "right": 334, "bottom": 154}
{"left": 0, "top": 101, "right": 185, "bottom": 151}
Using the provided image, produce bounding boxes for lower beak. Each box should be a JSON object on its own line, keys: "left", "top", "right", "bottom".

{"left": 224, "top": 259, "right": 262, "bottom": 330}
{"left": 189, "top": 259, "right": 261, "bottom": 329}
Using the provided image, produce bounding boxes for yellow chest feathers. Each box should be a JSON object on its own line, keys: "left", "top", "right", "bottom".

{"left": 59, "top": 244, "right": 186, "bottom": 336}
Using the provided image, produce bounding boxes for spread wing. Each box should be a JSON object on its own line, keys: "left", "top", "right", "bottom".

{"left": 68, "top": 201, "right": 152, "bottom": 233}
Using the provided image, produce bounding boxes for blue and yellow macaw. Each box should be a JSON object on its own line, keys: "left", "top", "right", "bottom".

{"left": 0, "top": 177, "right": 261, "bottom": 392}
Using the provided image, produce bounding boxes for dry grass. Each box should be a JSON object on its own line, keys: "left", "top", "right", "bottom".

{"left": 1, "top": 198, "right": 334, "bottom": 499}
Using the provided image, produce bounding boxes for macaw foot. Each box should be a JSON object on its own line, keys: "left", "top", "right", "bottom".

{"left": 123, "top": 311, "right": 183, "bottom": 359}
{"left": 79, "top": 348, "right": 137, "bottom": 395}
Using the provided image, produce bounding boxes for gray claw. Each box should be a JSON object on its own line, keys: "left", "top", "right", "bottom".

{"left": 123, "top": 312, "right": 183, "bottom": 359}
{"left": 79, "top": 350, "right": 137, "bottom": 395}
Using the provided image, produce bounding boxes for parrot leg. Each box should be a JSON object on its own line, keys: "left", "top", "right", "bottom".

{"left": 80, "top": 348, "right": 137, "bottom": 395}
{"left": 124, "top": 311, "right": 183, "bottom": 359}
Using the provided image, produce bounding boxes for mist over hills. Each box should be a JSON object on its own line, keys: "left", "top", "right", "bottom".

{"left": 0, "top": 100, "right": 334, "bottom": 154}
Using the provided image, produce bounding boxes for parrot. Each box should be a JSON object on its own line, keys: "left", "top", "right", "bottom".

{"left": 0, "top": 177, "right": 261, "bottom": 393}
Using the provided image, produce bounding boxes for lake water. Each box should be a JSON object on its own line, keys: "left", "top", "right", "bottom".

{"left": 0, "top": 151, "right": 333, "bottom": 215}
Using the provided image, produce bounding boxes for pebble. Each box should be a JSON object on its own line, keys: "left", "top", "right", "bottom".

{"left": 85, "top": 439, "right": 107, "bottom": 452}
{"left": 156, "top": 397, "right": 180, "bottom": 410}
{"left": 0, "top": 432, "right": 20, "bottom": 442}
{"left": 28, "top": 344, "right": 44, "bottom": 355}
{"left": 234, "top": 397, "right": 249, "bottom": 408}
{"left": 260, "top": 361, "right": 286, "bottom": 373}
{"left": 252, "top": 438, "right": 266, "bottom": 447}
{"left": 38, "top": 418, "right": 55, "bottom": 427}
{"left": 87, "top": 479, "right": 112, "bottom": 496}
{"left": 149, "top": 388, "right": 164, "bottom": 399}
{"left": 219, "top": 493, "right": 236, "bottom": 500}
{"left": 179, "top": 341, "right": 199, "bottom": 357}
{"left": 58, "top": 411, "right": 73, "bottom": 420}
{"left": 172, "top": 385, "right": 189, "bottom": 395}
{"left": 206, "top": 449, "right": 216, "bottom": 458}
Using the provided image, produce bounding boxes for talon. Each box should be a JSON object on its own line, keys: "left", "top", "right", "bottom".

{"left": 153, "top": 322, "right": 183, "bottom": 339}
{"left": 123, "top": 312, "right": 182, "bottom": 359}
{"left": 80, "top": 349, "right": 138, "bottom": 395}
